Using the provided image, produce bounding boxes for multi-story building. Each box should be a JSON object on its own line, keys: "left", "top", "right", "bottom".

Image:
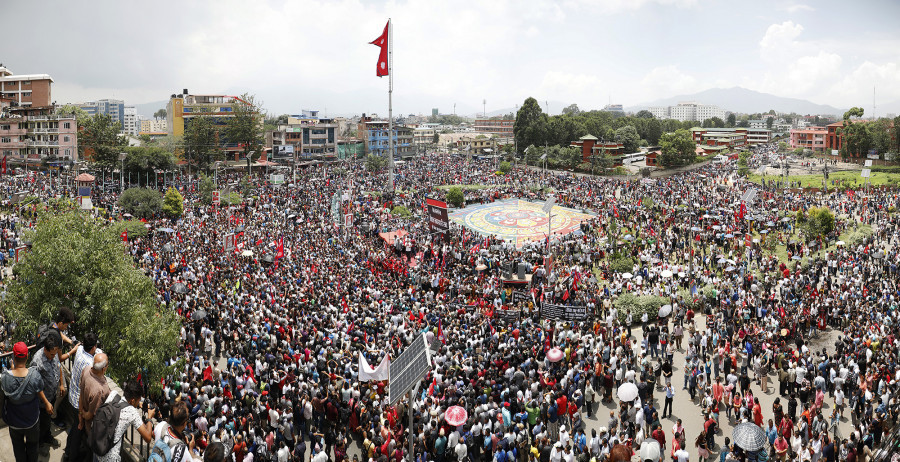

{"left": 269, "top": 110, "right": 339, "bottom": 160}
{"left": 123, "top": 106, "right": 138, "bottom": 135}
{"left": 0, "top": 66, "right": 53, "bottom": 108}
{"left": 789, "top": 126, "right": 828, "bottom": 152}
{"left": 747, "top": 128, "right": 773, "bottom": 145}
{"left": 473, "top": 118, "right": 514, "bottom": 137}
{"left": 413, "top": 126, "right": 436, "bottom": 149}
{"left": 139, "top": 118, "right": 168, "bottom": 134}
{"left": 748, "top": 119, "right": 767, "bottom": 129}
{"left": 166, "top": 90, "right": 258, "bottom": 160}
{"left": 0, "top": 106, "right": 78, "bottom": 164}
{"left": 648, "top": 102, "right": 725, "bottom": 122}
{"left": 77, "top": 99, "right": 126, "bottom": 129}
{"left": 602, "top": 104, "right": 625, "bottom": 115}
{"left": 358, "top": 116, "right": 413, "bottom": 158}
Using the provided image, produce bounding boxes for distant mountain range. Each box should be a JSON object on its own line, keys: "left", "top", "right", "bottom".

{"left": 627, "top": 87, "right": 847, "bottom": 116}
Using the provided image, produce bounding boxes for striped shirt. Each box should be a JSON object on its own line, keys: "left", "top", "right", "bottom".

{"left": 68, "top": 345, "right": 102, "bottom": 409}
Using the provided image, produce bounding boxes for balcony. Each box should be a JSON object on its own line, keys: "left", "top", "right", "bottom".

{"left": 0, "top": 128, "right": 27, "bottom": 136}
{"left": 26, "top": 139, "right": 59, "bottom": 146}
{"left": 27, "top": 115, "right": 60, "bottom": 121}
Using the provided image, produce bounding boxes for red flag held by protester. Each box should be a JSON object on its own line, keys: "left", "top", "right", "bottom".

{"left": 370, "top": 21, "right": 389, "bottom": 77}
{"left": 121, "top": 229, "right": 128, "bottom": 242}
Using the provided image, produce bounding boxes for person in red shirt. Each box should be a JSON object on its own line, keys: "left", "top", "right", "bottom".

{"left": 753, "top": 397, "right": 764, "bottom": 426}
{"left": 556, "top": 394, "right": 568, "bottom": 420}
{"left": 651, "top": 424, "right": 666, "bottom": 450}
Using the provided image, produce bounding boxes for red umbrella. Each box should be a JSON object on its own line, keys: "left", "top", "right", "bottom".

{"left": 444, "top": 405, "right": 468, "bottom": 427}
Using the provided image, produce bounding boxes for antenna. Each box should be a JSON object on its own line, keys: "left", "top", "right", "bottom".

{"left": 483, "top": 99, "right": 486, "bottom": 118}
{"left": 453, "top": 103, "right": 456, "bottom": 115}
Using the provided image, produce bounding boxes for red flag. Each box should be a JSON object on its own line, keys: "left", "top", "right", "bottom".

{"left": 121, "top": 229, "right": 128, "bottom": 242}
{"left": 437, "top": 320, "right": 446, "bottom": 344}
{"left": 612, "top": 205, "right": 619, "bottom": 218}
{"left": 370, "top": 21, "right": 389, "bottom": 77}
{"left": 203, "top": 365, "right": 212, "bottom": 382}
{"left": 1, "top": 156, "right": 6, "bottom": 175}
{"left": 428, "top": 377, "right": 437, "bottom": 396}
{"left": 275, "top": 236, "right": 284, "bottom": 260}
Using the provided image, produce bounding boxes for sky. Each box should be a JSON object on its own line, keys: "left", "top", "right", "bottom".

{"left": 4, "top": 0, "right": 899, "bottom": 117}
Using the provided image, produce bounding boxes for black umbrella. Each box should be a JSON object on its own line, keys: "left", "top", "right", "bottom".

{"left": 732, "top": 422, "right": 766, "bottom": 452}
{"left": 171, "top": 283, "right": 188, "bottom": 294}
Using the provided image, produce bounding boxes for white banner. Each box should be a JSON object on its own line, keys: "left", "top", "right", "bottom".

{"left": 358, "top": 353, "right": 390, "bottom": 382}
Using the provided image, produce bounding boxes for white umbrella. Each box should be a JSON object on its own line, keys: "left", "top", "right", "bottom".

{"left": 622, "top": 273, "right": 633, "bottom": 279}
{"left": 836, "top": 241, "right": 845, "bottom": 246}
{"left": 658, "top": 305, "right": 672, "bottom": 317}
{"left": 617, "top": 382, "right": 639, "bottom": 402}
{"left": 241, "top": 250, "right": 254, "bottom": 257}
{"left": 660, "top": 270, "right": 673, "bottom": 278}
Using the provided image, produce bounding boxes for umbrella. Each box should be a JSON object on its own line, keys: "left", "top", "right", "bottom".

{"left": 781, "top": 217, "right": 792, "bottom": 222}
{"left": 873, "top": 250, "right": 885, "bottom": 259}
{"left": 123, "top": 213, "right": 133, "bottom": 218}
{"left": 622, "top": 272, "right": 633, "bottom": 279}
{"left": 836, "top": 241, "right": 845, "bottom": 246}
{"left": 162, "top": 243, "right": 175, "bottom": 253}
{"left": 639, "top": 439, "right": 662, "bottom": 462}
{"left": 717, "top": 258, "right": 727, "bottom": 264}
{"left": 262, "top": 254, "right": 275, "bottom": 264}
{"left": 444, "top": 405, "right": 468, "bottom": 427}
{"left": 724, "top": 234, "right": 734, "bottom": 238}
{"left": 766, "top": 221, "right": 776, "bottom": 227}
{"left": 660, "top": 270, "right": 673, "bottom": 278}
{"left": 547, "top": 348, "right": 564, "bottom": 363}
{"left": 732, "top": 422, "right": 767, "bottom": 452}
{"left": 171, "top": 283, "right": 188, "bottom": 294}
{"left": 791, "top": 256, "right": 801, "bottom": 261}
{"left": 677, "top": 271, "right": 686, "bottom": 278}
{"left": 617, "top": 382, "right": 639, "bottom": 402}
{"left": 690, "top": 226, "right": 702, "bottom": 232}
{"left": 236, "top": 225, "right": 245, "bottom": 233}
{"left": 658, "top": 305, "right": 672, "bottom": 318}
{"left": 241, "top": 249, "right": 254, "bottom": 257}
{"left": 759, "top": 230, "right": 769, "bottom": 234}
{"left": 158, "top": 227, "right": 175, "bottom": 233}
{"left": 711, "top": 225, "right": 721, "bottom": 230}
{"left": 623, "top": 234, "right": 634, "bottom": 241}
{"left": 725, "top": 266, "right": 736, "bottom": 272}
{"left": 752, "top": 238, "right": 760, "bottom": 243}
{"left": 191, "top": 310, "right": 207, "bottom": 321}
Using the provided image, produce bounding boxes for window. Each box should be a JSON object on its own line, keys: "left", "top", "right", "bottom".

{"left": 22, "top": 80, "right": 31, "bottom": 85}
{"left": 1, "top": 125, "right": 9, "bottom": 130}
{"left": 64, "top": 136, "right": 70, "bottom": 142}
{"left": 23, "top": 92, "right": 31, "bottom": 97}
{"left": 64, "top": 122, "right": 71, "bottom": 129}
{"left": 1, "top": 137, "right": 9, "bottom": 143}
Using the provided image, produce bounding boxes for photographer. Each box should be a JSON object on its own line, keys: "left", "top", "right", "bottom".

{"left": 153, "top": 401, "right": 200, "bottom": 462}
{"left": 95, "top": 380, "right": 156, "bottom": 462}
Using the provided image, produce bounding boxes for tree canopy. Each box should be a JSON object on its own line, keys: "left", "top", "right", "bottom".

{"left": 162, "top": 187, "right": 184, "bottom": 218}
{"left": 223, "top": 93, "right": 265, "bottom": 171}
{"left": 3, "top": 212, "right": 180, "bottom": 382}
{"left": 183, "top": 114, "right": 224, "bottom": 174}
{"left": 658, "top": 129, "right": 696, "bottom": 168}
{"left": 80, "top": 114, "right": 127, "bottom": 169}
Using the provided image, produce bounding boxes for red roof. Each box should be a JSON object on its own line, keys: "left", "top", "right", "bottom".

{"left": 75, "top": 173, "right": 95, "bottom": 182}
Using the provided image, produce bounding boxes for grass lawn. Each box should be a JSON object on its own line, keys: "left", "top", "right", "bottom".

{"left": 746, "top": 170, "right": 900, "bottom": 188}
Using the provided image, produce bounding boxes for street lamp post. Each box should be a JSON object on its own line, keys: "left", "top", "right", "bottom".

{"left": 119, "top": 152, "right": 127, "bottom": 194}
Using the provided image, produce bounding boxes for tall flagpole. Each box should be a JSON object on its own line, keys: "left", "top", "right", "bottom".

{"left": 388, "top": 18, "right": 394, "bottom": 191}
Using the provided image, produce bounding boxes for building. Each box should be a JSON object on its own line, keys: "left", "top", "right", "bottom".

{"left": 649, "top": 102, "right": 725, "bottom": 122}
{"left": 747, "top": 128, "right": 773, "bottom": 145}
{"left": 0, "top": 106, "right": 78, "bottom": 164}
{"left": 473, "top": 118, "right": 514, "bottom": 137}
{"left": 789, "top": 126, "right": 828, "bottom": 152}
{"left": 269, "top": 110, "right": 339, "bottom": 160}
{"left": 166, "top": 90, "right": 258, "bottom": 160}
{"left": 77, "top": 99, "right": 126, "bottom": 129}
{"left": 413, "top": 126, "right": 436, "bottom": 149}
{"left": 690, "top": 127, "right": 748, "bottom": 154}
{"left": 602, "top": 104, "right": 624, "bottom": 115}
{"left": 139, "top": 118, "right": 168, "bottom": 134}
{"left": 0, "top": 66, "right": 53, "bottom": 108}
{"left": 123, "top": 106, "right": 138, "bottom": 135}
{"left": 826, "top": 122, "right": 844, "bottom": 152}
{"left": 456, "top": 136, "right": 497, "bottom": 157}
{"left": 749, "top": 119, "right": 767, "bottom": 129}
{"left": 358, "top": 115, "right": 413, "bottom": 158}
{"left": 570, "top": 135, "right": 626, "bottom": 163}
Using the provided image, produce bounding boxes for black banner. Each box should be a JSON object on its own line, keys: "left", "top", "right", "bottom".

{"left": 540, "top": 303, "right": 589, "bottom": 322}
{"left": 451, "top": 303, "right": 476, "bottom": 313}
{"left": 512, "top": 290, "right": 530, "bottom": 305}
{"left": 426, "top": 197, "right": 450, "bottom": 242}
{"left": 496, "top": 309, "right": 521, "bottom": 324}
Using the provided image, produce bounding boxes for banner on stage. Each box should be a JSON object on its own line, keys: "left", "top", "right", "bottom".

{"left": 495, "top": 309, "right": 521, "bottom": 324}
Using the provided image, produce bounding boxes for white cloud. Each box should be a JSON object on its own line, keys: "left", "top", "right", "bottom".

{"left": 759, "top": 21, "right": 804, "bottom": 61}
{"left": 825, "top": 61, "right": 900, "bottom": 109}
{"left": 640, "top": 66, "right": 703, "bottom": 99}
{"left": 539, "top": 71, "right": 606, "bottom": 103}
{"left": 780, "top": 3, "right": 815, "bottom": 13}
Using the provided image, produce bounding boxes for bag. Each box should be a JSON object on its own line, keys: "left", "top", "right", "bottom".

{"left": 35, "top": 324, "right": 58, "bottom": 350}
{"left": 148, "top": 434, "right": 188, "bottom": 462}
{"left": 88, "top": 393, "right": 129, "bottom": 456}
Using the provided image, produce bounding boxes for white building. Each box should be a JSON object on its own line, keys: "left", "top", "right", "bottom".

{"left": 749, "top": 119, "right": 767, "bottom": 129}
{"left": 647, "top": 102, "right": 725, "bottom": 122}
{"left": 123, "top": 106, "right": 138, "bottom": 135}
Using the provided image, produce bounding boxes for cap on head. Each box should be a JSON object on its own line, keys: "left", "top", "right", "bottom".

{"left": 13, "top": 341, "right": 28, "bottom": 358}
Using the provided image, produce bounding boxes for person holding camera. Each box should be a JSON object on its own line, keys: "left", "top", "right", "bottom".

{"left": 153, "top": 401, "right": 200, "bottom": 462}
{"left": 95, "top": 380, "right": 156, "bottom": 462}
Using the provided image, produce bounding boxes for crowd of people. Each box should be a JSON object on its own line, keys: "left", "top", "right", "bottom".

{"left": 1, "top": 145, "right": 899, "bottom": 462}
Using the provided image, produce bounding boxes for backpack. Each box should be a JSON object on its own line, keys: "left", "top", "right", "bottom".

{"left": 35, "top": 324, "right": 58, "bottom": 350}
{"left": 148, "top": 427, "right": 188, "bottom": 462}
{"left": 88, "top": 393, "right": 130, "bottom": 456}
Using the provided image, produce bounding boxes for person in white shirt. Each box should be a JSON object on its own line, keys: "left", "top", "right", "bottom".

{"left": 673, "top": 448, "right": 690, "bottom": 462}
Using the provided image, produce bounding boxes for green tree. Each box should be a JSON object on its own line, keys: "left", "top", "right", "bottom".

{"left": 562, "top": 104, "right": 581, "bottom": 115}
{"left": 239, "top": 175, "right": 253, "bottom": 198}
{"left": 766, "top": 117, "right": 774, "bottom": 129}
{"left": 118, "top": 188, "right": 163, "bottom": 218}
{"left": 162, "top": 187, "right": 184, "bottom": 218}
{"left": 514, "top": 97, "right": 547, "bottom": 150}
{"left": 2, "top": 212, "right": 180, "bottom": 382}
{"left": 123, "top": 146, "right": 177, "bottom": 186}
{"left": 702, "top": 117, "right": 725, "bottom": 128}
{"left": 499, "top": 161, "right": 511, "bottom": 174}
{"left": 777, "top": 141, "right": 789, "bottom": 152}
{"left": 198, "top": 173, "right": 216, "bottom": 205}
{"left": 658, "top": 129, "right": 696, "bottom": 168}
{"left": 726, "top": 113, "right": 736, "bottom": 127}
{"left": 635, "top": 110, "right": 654, "bottom": 119}
{"left": 446, "top": 186, "right": 464, "bottom": 208}
{"left": 80, "top": 114, "right": 127, "bottom": 170}
{"left": 614, "top": 125, "right": 640, "bottom": 153}
{"left": 223, "top": 93, "right": 264, "bottom": 172}
{"left": 524, "top": 145, "right": 541, "bottom": 166}
{"left": 54, "top": 104, "right": 90, "bottom": 125}
{"left": 153, "top": 108, "right": 167, "bottom": 120}
{"left": 432, "top": 132, "right": 440, "bottom": 145}
{"left": 737, "top": 152, "right": 750, "bottom": 177}
{"left": 893, "top": 115, "right": 900, "bottom": 154}
{"left": 561, "top": 146, "right": 582, "bottom": 170}
{"left": 390, "top": 205, "right": 411, "bottom": 218}
{"left": 800, "top": 207, "right": 835, "bottom": 239}
{"left": 839, "top": 107, "right": 868, "bottom": 158}
{"left": 365, "top": 154, "right": 387, "bottom": 172}
{"left": 868, "top": 118, "right": 893, "bottom": 156}
{"left": 184, "top": 114, "right": 224, "bottom": 174}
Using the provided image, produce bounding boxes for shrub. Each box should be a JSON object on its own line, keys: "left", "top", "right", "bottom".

{"left": 391, "top": 205, "right": 411, "bottom": 218}
{"left": 608, "top": 252, "right": 634, "bottom": 273}
{"left": 118, "top": 188, "right": 162, "bottom": 219}
{"left": 499, "top": 161, "right": 511, "bottom": 174}
{"left": 162, "top": 187, "right": 184, "bottom": 218}
{"left": 614, "top": 293, "right": 669, "bottom": 323}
